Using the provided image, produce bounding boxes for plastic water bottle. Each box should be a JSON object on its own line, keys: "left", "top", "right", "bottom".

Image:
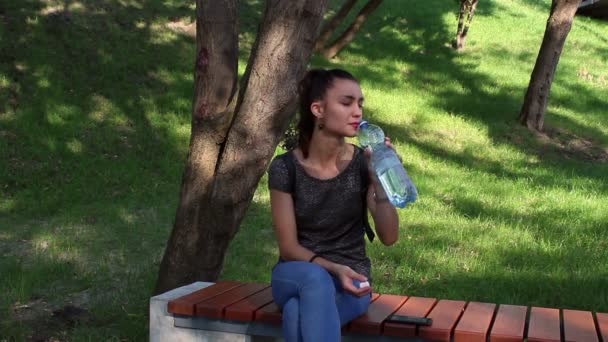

{"left": 358, "top": 121, "right": 417, "bottom": 208}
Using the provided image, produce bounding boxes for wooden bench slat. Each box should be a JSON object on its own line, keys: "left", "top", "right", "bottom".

{"left": 224, "top": 286, "right": 275, "bottom": 322}
{"left": 563, "top": 309, "right": 598, "bottom": 342}
{"left": 489, "top": 304, "right": 528, "bottom": 342}
{"left": 596, "top": 312, "right": 608, "bottom": 342}
{"left": 454, "top": 302, "right": 496, "bottom": 342}
{"left": 564, "top": 310, "right": 599, "bottom": 342}
{"left": 255, "top": 301, "right": 282, "bottom": 325}
{"left": 349, "top": 294, "right": 407, "bottom": 335}
{"left": 167, "top": 281, "right": 243, "bottom": 315}
{"left": 195, "top": 283, "right": 269, "bottom": 319}
{"left": 528, "top": 307, "right": 561, "bottom": 342}
{"left": 383, "top": 296, "right": 437, "bottom": 338}
{"left": 224, "top": 286, "right": 273, "bottom": 322}
{"left": 418, "top": 299, "right": 466, "bottom": 342}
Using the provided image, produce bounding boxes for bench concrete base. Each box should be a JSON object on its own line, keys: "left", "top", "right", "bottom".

{"left": 150, "top": 282, "right": 418, "bottom": 342}
{"left": 150, "top": 281, "right": 281, "bottom": 342}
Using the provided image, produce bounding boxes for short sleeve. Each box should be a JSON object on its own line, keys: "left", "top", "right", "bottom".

{"left": 268, "top": 154, "right": 292, "bottom": 193}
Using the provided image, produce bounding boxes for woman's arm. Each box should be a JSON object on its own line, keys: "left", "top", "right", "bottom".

{"left": 270, "top": 189, "right": 316, "bottom": 262}
{"left": 270, "top": 189, "right": 371, "bottom": 296}
{"left": 367, "top": 181, "right": 399, "bottom": 245}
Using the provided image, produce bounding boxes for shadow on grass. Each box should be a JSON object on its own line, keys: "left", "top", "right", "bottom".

{"left": 0, "top": 0, "right": 267, "bottom": 339}
{"left": 0, "top": 0, "right": 268, "bottom": 214}
{"left": 1, "top": 0, "right": 195, "bottom": 217}
{"left": 329, "top": 0, "right": 607, "bottom": 183}
{"left": 371, "top": 216, "right": 607, "bottom": 311}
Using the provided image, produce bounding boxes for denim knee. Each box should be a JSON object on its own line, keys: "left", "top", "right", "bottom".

{"left": 352, "top": 294, "right": 371, "bottom": 316}
{"left": 299, "top": 263, "right": 333, "bottom": 290}
{"left": 271, "top": 261, "right": 335, "bottom": 307}
{"left": 336, "top": 292, "right": 371, "bottom": 326}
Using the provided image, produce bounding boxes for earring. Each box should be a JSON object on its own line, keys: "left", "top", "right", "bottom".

{"left": 318, "top": 122, "right": 324, "bottom": 130}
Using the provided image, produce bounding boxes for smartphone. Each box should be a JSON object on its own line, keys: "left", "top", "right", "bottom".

{"left": 386, "top": 314, "right": 433, "bottom": 326}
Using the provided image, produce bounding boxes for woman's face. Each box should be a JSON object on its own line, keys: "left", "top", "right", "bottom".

{"left": 314, "top": 78, "right": 364, "bottom": 138}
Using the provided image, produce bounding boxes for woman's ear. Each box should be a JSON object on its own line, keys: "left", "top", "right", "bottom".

{"left": 310, "top": 101, "right": 324, "bottom": 119}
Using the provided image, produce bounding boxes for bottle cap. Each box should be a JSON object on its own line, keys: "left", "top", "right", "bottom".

{"left": 358, "top": 120, "right": 369, "bottom": 129}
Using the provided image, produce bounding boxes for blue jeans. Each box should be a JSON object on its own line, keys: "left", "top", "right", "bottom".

{"left": 271, "top": 261, "right": 371, "bottom": 342}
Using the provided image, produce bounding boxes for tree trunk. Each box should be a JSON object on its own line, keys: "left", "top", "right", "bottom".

{"left": 314, "top": 0, "right": 358, "bottom": 52}
{"left": 319, "top": 0, "right": 383, "bottom": 59}
{"left": 519, "top": 0, "right": 581, "bottom": 131}
{"left": 459, "top": 0, "right": 478, "bottom": 50}
{"left": 154, "top": 0, "right": 328, "bottom": 295}
{"left": 453, "top": 0, "right": 478, "bottom": 51}
{"left": 455, "top": 0, "right": 467, "bottom": 46}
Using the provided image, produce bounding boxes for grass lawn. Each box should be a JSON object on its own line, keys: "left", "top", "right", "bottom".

{"left": 1, "top": 0, "right": 607, "bottom": 340}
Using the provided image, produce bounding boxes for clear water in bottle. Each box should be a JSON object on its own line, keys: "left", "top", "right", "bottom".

{"left": 358, "top": 121, "right": 417, "bottom": 208}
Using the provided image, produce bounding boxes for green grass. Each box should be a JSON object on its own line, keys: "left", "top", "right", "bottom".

{"left": 1, "top": 0, "right": 607, "bottom": 340}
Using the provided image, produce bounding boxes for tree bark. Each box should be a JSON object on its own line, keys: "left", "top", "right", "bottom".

{"left": 455, "top": 0, "right": 467, "bottom": 43}
{"left": 319, "top": 0, "right": 383, "bottom": 59}
{"left": 154, "top": 0, "right": 328, "bottom": 295}
{"left": 314, "top": 0, "right": 358, "bottom": 53}
{"left": 519, "top": 0, "right": 581, "bottom": 131}
{"left": 454, "top": 0, "right": 478, "bottom": 51}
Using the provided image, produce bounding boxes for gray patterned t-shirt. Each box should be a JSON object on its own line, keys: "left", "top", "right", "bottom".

{"left": 268, "top": 147, "right": 371, "bottom": 278}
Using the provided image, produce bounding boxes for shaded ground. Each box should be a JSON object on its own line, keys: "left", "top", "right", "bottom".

{"left": 536, "top": 125, "right": 608, "bottom": 162}
{"left": 12, "top": 293, "right": 92, "bottom": 341}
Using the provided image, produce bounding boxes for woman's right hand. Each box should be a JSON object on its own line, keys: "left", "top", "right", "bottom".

{"left": 335, "top": 265, "right": 372, "bottom": 297}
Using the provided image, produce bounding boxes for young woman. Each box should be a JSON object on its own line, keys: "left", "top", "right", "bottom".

{"left": 267, "top": 69, "right": 400, "bottom": 342}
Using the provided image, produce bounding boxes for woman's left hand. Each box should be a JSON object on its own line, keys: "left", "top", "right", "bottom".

{"left": 335, "top": 265, "right": 372, "bottom": 297}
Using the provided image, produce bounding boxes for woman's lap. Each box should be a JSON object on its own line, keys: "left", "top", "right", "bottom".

{"left": 271, "top": 261, "right": 370, "bottom": 325}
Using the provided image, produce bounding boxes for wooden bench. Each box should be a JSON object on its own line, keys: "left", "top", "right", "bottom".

{"left": 164, "top": 281, "right": 608, "bottom": 342}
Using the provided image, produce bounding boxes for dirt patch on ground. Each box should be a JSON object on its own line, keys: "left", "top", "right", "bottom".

{"left": 0, "top": 238, "right": 32, "bottom": 259}
{"left": 535, "top": 126, "right": 608, "bottom": 163}
{"left": 11, "top": 290, "right": 93, "bottom": 341}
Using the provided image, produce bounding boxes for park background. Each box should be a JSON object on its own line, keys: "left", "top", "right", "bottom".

{"left": 1, "top": 0, "right": 607, "bottom": 340}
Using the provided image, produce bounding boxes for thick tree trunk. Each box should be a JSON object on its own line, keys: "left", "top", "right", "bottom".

{"left": 154, "top": 0, "right": 239, "bottom": 295}
{"left": 519, "top": 0, "right": 581, "bottom": 131}
{"left": 319, "top": 0, "right": 383, "bottom": 59}
{"left": 314, "top": 0, "right": 358, "bottom": 52}
{"left": 154, "top": 0, "right": 328, "bottom": 295}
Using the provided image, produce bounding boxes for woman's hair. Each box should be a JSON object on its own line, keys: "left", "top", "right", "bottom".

{"left": 294, "top": 68, "right": 358, "bottom": 158}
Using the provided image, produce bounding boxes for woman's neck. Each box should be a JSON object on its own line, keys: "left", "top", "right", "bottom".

{"left": 306, "top": 132, "right": 348, "bottom": 168}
